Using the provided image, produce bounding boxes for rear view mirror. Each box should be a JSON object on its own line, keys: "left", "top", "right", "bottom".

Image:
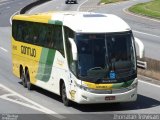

{"left": 68, "top": 38, "right": 78, "bottom": 61}
{"left": 134, "top": 37, "right": 145, "bottom": 59}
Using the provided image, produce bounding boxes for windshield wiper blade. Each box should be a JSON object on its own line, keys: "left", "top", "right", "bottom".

{"left": 89, "top": 67, "right": 103, "bottom": 71}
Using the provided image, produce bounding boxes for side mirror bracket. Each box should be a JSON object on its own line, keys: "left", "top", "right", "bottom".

{"left": 68, "top": 38, "right": 78, "bottom": 61}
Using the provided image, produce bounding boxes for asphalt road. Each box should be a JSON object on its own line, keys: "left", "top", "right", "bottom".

{"left": 0, "top": 0, "right": 160, "bottom": 120}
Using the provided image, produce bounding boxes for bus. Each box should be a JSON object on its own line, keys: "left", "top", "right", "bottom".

{"left": 12, "top": 11, "right": 144, "bottom": 106}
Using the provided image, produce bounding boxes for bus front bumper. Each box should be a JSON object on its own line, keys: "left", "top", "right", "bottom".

{"left": 74, "top": 87, "right": 137, "bottom": 104}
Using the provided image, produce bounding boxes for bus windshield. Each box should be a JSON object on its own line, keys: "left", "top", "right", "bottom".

{"left": 76, "top": 32, "right": 136, "bottom": 83}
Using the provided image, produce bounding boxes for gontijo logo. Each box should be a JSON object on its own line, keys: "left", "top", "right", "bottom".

{"left": 21, "top": 45, "right": 36, "bottom": 57}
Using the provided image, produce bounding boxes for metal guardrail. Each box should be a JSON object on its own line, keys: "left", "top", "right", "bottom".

{"left": 137, "top": 60, "right": 147, "bottom": 69}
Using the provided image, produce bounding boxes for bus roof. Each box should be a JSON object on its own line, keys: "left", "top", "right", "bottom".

{"left": 13, "top": 11, "right": 131, "bottom": 33}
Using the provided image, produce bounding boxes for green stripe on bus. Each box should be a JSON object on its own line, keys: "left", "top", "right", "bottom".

{"left": 48, "top": 20, "right": 63, "bottom": 25}
{"left": 36, "top": 48, "right": 56, "bottom": 82}
{"left": 112, "top": 79, "right": 134, "bottom": 89}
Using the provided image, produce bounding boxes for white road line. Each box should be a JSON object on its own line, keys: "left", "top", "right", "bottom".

{"left": 0, "top": 84, "right": 65, "bottom": 119}
{"left": 133, "top": 30, "right": 160, "bottom": 38}
{"left": 139, "top": 80, "right": 160, "bottom": 88}
{"left": 77, "top": 0, "right": 88, "bottom": 11}
{"left": 0, "top": 47, "right": 8, "bottom": 52}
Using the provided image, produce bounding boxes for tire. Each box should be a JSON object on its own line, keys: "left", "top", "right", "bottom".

{"left": 61, "top": 83, "right": 70, "bottom": 106}
{"left": 26, "top": 69, "right": 33, "bottom": 90}
{"left": 21, "top": 70, "right": 27, "bottom": 88}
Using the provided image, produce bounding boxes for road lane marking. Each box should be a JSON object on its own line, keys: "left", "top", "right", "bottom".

{"left": 133, "top": 30, "right": 160, "bottom": 38}
{"left": 0, "top": 47, "right": 8, "bottom": 52}
{"left": 0, "top": 84, "right": 65, "bottom": 119}
{"left": 139, "top": 80, "right": 160, "bottom": 88}
{"left": 77, "top": 0, "right": 89, "bottom": 11}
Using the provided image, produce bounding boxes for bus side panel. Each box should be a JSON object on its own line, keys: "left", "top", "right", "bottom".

{"left": 51, "top": 51, "right": 68, "bottom": 95}
{"left": 12, "top": 38, "right": 69, "bottom": 96}
{"left": 35, "top": 50, "right": 68, "bottom": 95}
{"left": 12, "top": 38, "right": 22, "bottom": 78}
{"left": 12, "top": 38, "right": 42, "bottom": 84}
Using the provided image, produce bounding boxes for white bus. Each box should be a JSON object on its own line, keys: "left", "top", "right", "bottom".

{"left": 12, "top": 11, "right": 144, "bottom": 106}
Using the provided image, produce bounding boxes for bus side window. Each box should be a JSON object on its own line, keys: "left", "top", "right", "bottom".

{"left": 23, "top": 22, "right": 30, "bottom": 43}
{"left": 32, "top": 23, "right": 39, "bottom": 45}
{"left": 54, "top": 25, "right": 64, "bottom": 56}
{"left": 12, "top": 20, "right": 18, "bottom": 40}
{"left": 13, "top": 20, "right": 28, "bottom": 42}
{"left": 38, "top": 24, "right": 47, "bottom": 46}
{"left": 17, "top": 21, "right": 24, "bottom": 41}
{"left": 45, "top": 31, "right": 52, "bottom": 48}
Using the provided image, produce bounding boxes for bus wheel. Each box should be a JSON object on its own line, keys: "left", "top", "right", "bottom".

{"left": 21, "top": 70, "right": 27, "bottom": 88}
{"left": 26, "top": 69, "right": 33, "bottom": 90}
{"left": 61, "top": 83, "right": 70, "bottom": 106}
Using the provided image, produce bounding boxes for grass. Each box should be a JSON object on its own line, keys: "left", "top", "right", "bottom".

{"left": 100, "top": 0, "right": 127, "bottom": 4}
{"left": 129, "top": 0, "right": 160, "bottom": 19}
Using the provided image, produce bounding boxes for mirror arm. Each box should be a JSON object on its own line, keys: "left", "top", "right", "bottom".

{"left": 68, "top": 38, "right": 78, "bottom": 61}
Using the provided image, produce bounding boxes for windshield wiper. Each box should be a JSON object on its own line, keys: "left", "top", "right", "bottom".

{"left": 89, "top": 67, "right": 103, "bottom": 71}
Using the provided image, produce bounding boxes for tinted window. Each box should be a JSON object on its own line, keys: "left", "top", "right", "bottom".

{"left": 12, "top": 20, "right": 64, "bottom": 56}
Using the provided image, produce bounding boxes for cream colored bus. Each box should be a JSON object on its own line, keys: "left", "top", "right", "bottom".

{"left": 12, "top": 11, "right": 143, "bottom": 106}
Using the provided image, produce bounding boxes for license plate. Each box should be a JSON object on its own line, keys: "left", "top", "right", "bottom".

{"left": 105, "top": 96, "right": 115, "bottom": 100}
